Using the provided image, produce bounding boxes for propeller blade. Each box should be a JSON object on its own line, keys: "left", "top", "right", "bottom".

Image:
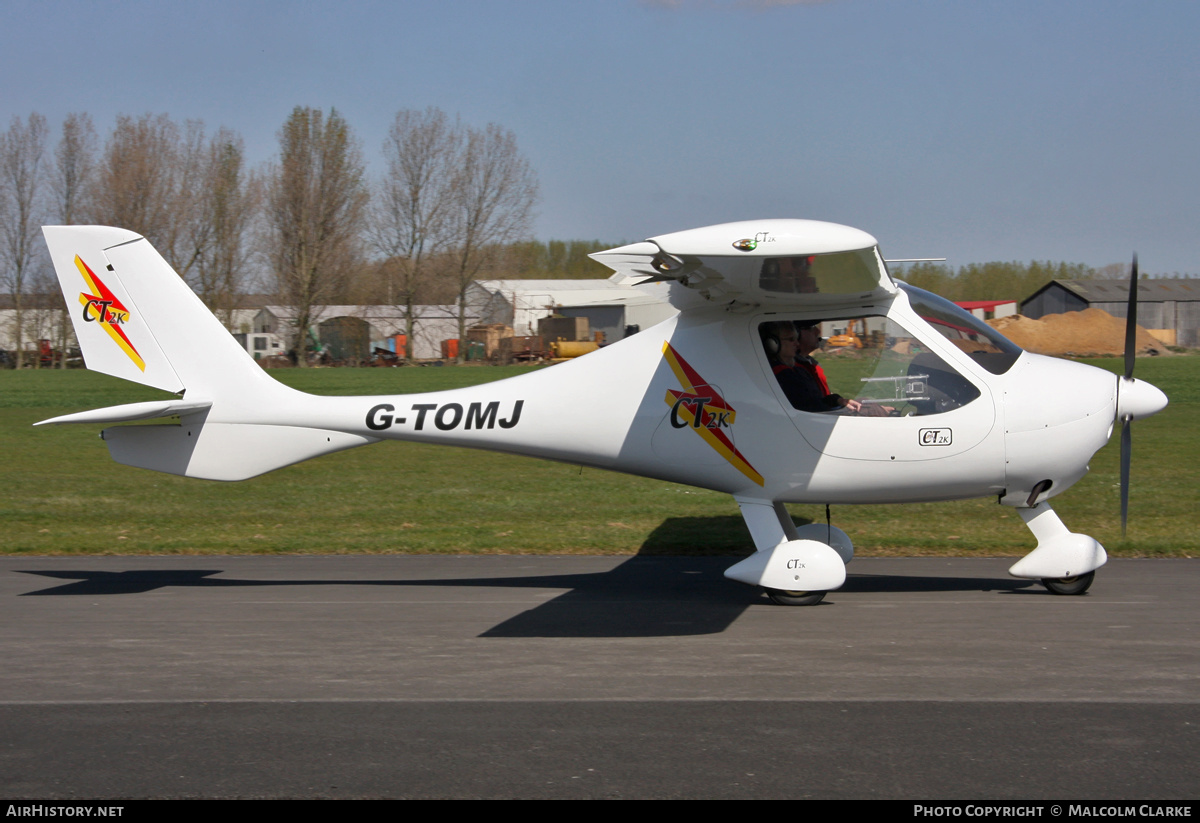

{"left": 1120, "top": 253, "right": 1138, "bottom": 536}
{"left": 1120, "top": 414, "right": 1131, "bottom": 538}
{"left": 1124, "top": 254, "right": 1138, "bottom": 380}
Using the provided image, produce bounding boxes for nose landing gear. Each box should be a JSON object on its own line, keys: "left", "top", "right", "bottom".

{"left": 1040, "top": 571, "right": 1095, "bottom": 596}
{"left": 765, "top": 589, "right": 826, "bottom": 607}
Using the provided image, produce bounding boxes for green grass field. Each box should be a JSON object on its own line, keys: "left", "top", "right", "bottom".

{"left": 2, "top": 356, "right": 1196, "bottom": 557}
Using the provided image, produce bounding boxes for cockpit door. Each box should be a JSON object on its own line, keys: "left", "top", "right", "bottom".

{"left": 757, "top": 304, "right": 998, "bottom": 462}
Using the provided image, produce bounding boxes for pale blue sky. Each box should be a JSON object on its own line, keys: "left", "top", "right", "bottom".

{"left": 3, "top": 0, "right": 1197, "bottom": 273}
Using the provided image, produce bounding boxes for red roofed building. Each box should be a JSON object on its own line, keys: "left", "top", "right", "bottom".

{"left": 955, "top": 299, "right": 1019, "bottom": 321}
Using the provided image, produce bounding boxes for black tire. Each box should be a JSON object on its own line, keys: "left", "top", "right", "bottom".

{"left": 1041, "top": 571, "right": 1095, "bottom": 596}
{"left": 765, "top": 588, "right": 826, "bottom": 606}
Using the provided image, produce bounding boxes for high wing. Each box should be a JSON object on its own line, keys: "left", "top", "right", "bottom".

{"left": 591, "top": 219, "right": 897, "bottom": 311}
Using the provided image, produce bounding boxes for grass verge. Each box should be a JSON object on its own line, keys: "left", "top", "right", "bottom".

{"left": 2, "top": 357, "right": 1195, "bottom": 557}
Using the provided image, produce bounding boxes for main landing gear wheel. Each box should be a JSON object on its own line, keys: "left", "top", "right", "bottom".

{"left": 1041, "top": 571, "right": 1095, "bottom": 596}
{"left": 765, "top": 588, "right": 826, "bottom": 606}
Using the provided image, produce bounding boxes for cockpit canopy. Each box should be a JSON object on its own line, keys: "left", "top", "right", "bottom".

{"left": 592, "top": 219, "right": 898, "bottom": 310}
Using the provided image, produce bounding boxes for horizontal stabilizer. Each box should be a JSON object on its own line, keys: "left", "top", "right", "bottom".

{"left": 102, "top": 423, "right": 380, "bottom": 481}
{"left": 35, "top": 399, "right": 213, "bottom": 427}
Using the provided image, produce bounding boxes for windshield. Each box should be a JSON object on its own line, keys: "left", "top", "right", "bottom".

{"left": 900, "top": 283, "right": 1022, "bottom": 375}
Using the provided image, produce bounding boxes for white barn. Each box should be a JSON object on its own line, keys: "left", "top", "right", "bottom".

{"left": 469, "top": 278, "right": 676, "bottom": 342}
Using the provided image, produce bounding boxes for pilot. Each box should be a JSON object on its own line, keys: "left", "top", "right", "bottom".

{"left": 763, "top": 320, "right": 887, "bottom": 416}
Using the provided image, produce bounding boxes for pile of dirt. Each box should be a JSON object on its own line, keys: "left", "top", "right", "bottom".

{"left": 987, "top": 308, "right": 1168, "bottom": 358}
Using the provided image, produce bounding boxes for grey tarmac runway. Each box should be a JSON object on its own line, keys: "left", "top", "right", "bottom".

{"left": 1, "top": 555, "right": 1197, "bottom": 799}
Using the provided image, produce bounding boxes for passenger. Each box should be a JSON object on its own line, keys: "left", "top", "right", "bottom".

{"left": 762, "top": 320, "right": 888, "bottom": 416}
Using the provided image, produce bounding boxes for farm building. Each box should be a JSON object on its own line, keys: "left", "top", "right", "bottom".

{"left": 0, "top": 294, "right": 71, "bottom": 361}
{"left": 1020, "top": 279, "right": 1200, "bottom": 347}
{"left": 245, "top": 279, "right": 677, "bottom": 362}
{"left": 955, "top": 299, "right": 1018, "bottom": 321}
{"left": 250, "top": 304, "right": 479, "bottom": 361}
{"left": 1, "top": 292, "right": 264, "bottom": 366}
{"left": 470, "top": 279, "right": 677, "bottom": 343}
{"left": 4, "top": 275, "right": 680, "bottom": 366}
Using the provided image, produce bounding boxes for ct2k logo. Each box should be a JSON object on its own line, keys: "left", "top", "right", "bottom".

{"left": 919, "top": 428, "right": 953, "bottom": 446}
{"left": 661, "top": 342, "right": 763, "bottom": 486}
{"left": 75, "top": 255, "right": 145, "bottom": 371}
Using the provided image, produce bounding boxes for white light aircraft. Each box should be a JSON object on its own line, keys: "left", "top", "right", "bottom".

{"left": 38, "top": 220, "right": 1168, "bottom": 605}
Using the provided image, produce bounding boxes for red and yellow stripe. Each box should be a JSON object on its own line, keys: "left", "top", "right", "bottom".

{"left": 662, "top": 342, "right": 763, "bottom": 486}
{"left": 75, "top": 255, "right": 145, "bottom": 371}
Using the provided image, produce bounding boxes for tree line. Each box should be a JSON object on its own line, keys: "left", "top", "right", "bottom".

{"left": 0, "top": 107, "right": 545, "bottom": 366}
{"left": 3, "top": 107, "right": 1185, "bottom": 368}
{"left": 889, "top": 256, "right": 1200, "bottom": 305}
{"left": 0, "top": 111, "right": 265, "bottom": 366}
{"left": 892, "top": 260, "right": 1095, "bottom": 303}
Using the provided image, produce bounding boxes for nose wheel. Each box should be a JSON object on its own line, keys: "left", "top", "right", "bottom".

{"left": 765, "top": 588, "right": 826, "bottom": 606}
{"left": 1040, "top": 571, "right": 1095, "bottom": 596}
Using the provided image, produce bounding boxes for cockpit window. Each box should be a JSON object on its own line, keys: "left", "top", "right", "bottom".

{"left": 760, "top": 315, "right": 981, "bottom": 417}
{"left": 759, "top": 249, "right": 883, "bottom": 296}
{"left": 900, "top": 283, "right": 1022, "bottom": 375}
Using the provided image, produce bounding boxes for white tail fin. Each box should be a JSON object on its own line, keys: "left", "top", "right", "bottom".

{"left": 42, "top": 225, "right": 284, "bottom": 407}
{"left": 40, "top": 226, "right": 374, "bottom": 481}
{"left": 44, "top": 226, "right": 184, "bottom": 391}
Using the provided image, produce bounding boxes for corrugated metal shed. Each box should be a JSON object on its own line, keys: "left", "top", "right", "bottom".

{"left": 255, "top": 304, "right": 478, "bottom": 360}
{"left": 472, "top": 279, "right": 676, "bottom": 341}
{"left": 1021, "top": 279, "right": 1200, "bottom": 347}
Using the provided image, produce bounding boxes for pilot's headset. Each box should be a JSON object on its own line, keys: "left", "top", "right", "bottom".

{"left": 760, "top": 320, "right": 794, "bottom": 359}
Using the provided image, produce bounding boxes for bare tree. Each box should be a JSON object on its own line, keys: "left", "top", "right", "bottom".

{"left": 0, "top": 113, "right": 48, "bottom": 368}
{"left": 85, "top": 114, "right": 218, "bottom": 283}
{"left": 47, "top": 113, "right": 98, "bottom": 366}
{"left": 85, "top": 114, "right": 259, "bottom": 324}
{"left": 369, "top": 108, "right": 463, "bottom": 360}
{"left": 447, "top": 123, "right": 538, "bottom": 362}
{"left": 266, "top": 107, "right": 367, "bottom": 365}
{"left": 187, "top": 129, "right": 261, "bottom": 328}
{"left": 50, "top": 113, "right": 96, "bottom": 226}
{"left": 163, "top": 119, "right": 212, "bottom": 279}
{"left": 1093, "top": 262, "right": 1131, "bottom": 280}
{"left": 85, "top": 113, "right": 184, "bottom": 251}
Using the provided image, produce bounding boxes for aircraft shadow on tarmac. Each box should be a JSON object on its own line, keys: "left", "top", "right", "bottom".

{"left": 14, "top": 516, "right": 1039, "bottom": 638}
